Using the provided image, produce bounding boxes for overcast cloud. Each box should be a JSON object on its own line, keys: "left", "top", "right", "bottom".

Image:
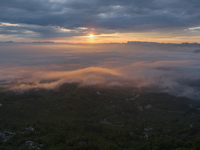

{"left": 0, "top": 0, "right": 200, "bottom": 40}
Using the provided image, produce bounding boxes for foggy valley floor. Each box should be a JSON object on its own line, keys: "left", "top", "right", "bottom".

{"left": 0, "top": 82, "right": 200, "bottom": 150}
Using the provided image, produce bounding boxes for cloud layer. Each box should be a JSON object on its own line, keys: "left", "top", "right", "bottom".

{"left": 0, "top": 0, "right": 200, "bottom": 40}
{"left": 0, "top": 42, "right": 200, "bottom": 99}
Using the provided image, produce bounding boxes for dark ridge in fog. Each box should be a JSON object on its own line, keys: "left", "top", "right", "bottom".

{"left": 194, "top": 49, "right": 200, "bottom": 53}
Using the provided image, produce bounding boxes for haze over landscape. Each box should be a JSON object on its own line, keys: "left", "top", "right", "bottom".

{"left": 0, "top": 42, "right": 200, "bottom": 100}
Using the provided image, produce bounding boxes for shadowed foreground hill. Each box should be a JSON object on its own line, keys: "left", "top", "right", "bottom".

{"left": 0, "top": 83, "right": 200, "bottom": 150}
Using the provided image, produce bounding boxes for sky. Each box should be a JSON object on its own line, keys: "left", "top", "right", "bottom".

{"left": 0, "top": 0, "right": 200, "bottom": 43}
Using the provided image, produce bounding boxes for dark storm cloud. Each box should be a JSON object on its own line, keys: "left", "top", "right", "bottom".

{"left": 0, "top": 23, "right": 85, "bottom": 39}
{"left": 0, "top": 0, "right": 200, "bottom": 38}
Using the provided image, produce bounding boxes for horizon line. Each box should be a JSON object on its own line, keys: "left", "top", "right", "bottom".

{"left": 1, "top": 41, "right": 200, "bottom": 45}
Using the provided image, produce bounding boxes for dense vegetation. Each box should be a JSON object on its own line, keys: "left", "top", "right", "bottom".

{"left": 0, "top": 83, "right": 200, "bottom": 150}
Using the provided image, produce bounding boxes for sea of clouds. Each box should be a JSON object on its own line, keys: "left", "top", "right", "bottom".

{"left": 0, "top": 42, "right": 200, "bottom": 99}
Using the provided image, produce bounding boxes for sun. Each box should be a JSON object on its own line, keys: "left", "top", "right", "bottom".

{"left": 89, "top": 34, "right": 94, "bottom": 38}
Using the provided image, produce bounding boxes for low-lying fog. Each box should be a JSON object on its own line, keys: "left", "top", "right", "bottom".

{"left": 0, "top": 42, "right": 200, "bottom": 99}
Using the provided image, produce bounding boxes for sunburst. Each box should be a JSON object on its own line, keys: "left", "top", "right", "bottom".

{"left": 89, "top": 34, "right": 94, "bottom": 38}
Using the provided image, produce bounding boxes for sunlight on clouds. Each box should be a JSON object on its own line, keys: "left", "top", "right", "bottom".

{"left": 0, "top": 22, "right": 20, "bottom": 27}
{"left": 111, "top": 5, "right": 123, "bottom": 9}
{"left": 189, "top": 26, "right": 200, "bottom": 31}
{"left": 0, "top": 66, "right": 122, "bottom": 90}
{"left": 0, "top": 21, "right": 200, "bottom": 43}
{"left": 98, "top": 13, "right": 108, "bottom": 18}
{"left": 24, "top": 31, "right": 35, "bottom": 34}
{"left": 76, "top": 27, "right": 88, "bottom": 30}
{"left": 0, "top": 43, "right": 200, "bottom": 99}
{"left": 58, "top": 27, "right": 73, "bottom": 32}
{"left": 0, "top": 0, "right": 200, "bottom": 43}
{"left": 82, "top": 31, "right": 200, "bottom": 44}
